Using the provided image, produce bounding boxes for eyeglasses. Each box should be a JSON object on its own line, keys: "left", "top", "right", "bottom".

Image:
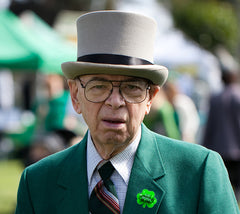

{"left": 77, "top": 78, "right": 150, "bottom": 103}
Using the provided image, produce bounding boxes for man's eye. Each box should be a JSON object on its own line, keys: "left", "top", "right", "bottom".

{"left": 94, "top": 84, "right": 106, "bottom": 89}
{"left": 124, "top": 84, "right": 142, "bottom": 91}
{"left": 87, "top": 81, "right": 109, "bottom": 91}
{"left": 90, "top": 83, "right": 111, "bottom": 91}
{"left": 129, "top": 85, "right": 139, "bottom": 90}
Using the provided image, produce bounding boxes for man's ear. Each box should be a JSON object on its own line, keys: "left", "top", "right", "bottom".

{"left": 145, "top": 86, "right": 160, "bottom": 115}
{"left": 67, "top": 79, "right": 81, "bottom": 114}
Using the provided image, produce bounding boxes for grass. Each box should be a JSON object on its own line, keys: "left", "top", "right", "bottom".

{"left": 0, "top": 159, "right": 23, "bottom": 214}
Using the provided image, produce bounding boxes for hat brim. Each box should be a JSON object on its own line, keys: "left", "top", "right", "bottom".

{"left": 61, "top": 61, "right": 168, "bottom": 86}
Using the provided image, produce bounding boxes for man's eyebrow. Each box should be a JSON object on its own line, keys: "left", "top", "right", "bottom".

{"left": 88, "top": 77, "right": 108, "bottom": 81}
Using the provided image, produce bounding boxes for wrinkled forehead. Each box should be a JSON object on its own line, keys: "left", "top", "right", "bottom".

{"left": 78, "top": 74, "right": 150, "bottom": 82}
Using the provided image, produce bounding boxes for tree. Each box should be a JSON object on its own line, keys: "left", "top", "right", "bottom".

{"left": 168, "top": 0, "right": 239, "bottom": 57}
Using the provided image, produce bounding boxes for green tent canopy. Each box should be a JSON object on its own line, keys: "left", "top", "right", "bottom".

{"left": 20, "top": 11, "right": 76, "bottom": 74}
{"left": 0, "top": 10, "right": 76, "bottom": 74}
{"left": 0, "top": 10, "right": 40, "bottom": 70}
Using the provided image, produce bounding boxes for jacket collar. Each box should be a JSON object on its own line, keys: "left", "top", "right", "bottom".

{"left": 56, "top": 124, "right": 166, "bottom": 214}
{"left": 56, "top": 132, "right": 89, "bottom": 214}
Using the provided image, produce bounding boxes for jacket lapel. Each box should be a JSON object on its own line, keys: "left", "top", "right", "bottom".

{"left": 56, "top": 133, "right": 89, "bottom": 214}
{"left": 123, "top": 124, "right": 166, "bottom": 214}
{"left": 54, "top": 125, "right": 166, "bottom": 214}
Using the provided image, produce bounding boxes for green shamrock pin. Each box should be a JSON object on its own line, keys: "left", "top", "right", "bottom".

{"left": 137, "top": 189, "right": 157, "bottom": 208}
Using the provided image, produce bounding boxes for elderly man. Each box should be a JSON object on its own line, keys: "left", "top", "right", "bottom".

{"left": 15, "top": 11, "right": 239, "bottom": 214}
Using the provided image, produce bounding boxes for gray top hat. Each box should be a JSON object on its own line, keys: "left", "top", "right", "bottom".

{"left": 61, "top": 10, "right": 168, "bottom": 86}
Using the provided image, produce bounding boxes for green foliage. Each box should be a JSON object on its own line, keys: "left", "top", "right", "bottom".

{"left": 170, "top": 0, "right": 239, "bottom": 55}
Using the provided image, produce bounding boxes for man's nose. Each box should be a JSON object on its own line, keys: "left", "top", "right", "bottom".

{"left": 104, "top": 87, "right": 125, "bottom": 108}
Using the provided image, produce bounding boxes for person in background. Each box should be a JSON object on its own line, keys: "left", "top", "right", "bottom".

{"left": 33, "top": 73, "right": 88, "bottom": 136}
{"left": 15, "top": 11, "right": 239, "bottom": 213}
{"left": 202, "top": 64, "right": 240, "bottom": 201}
{"left": 23, "top": 129, "right": 81, "bottom": 167}
{"left": 32, "top": 74, "right": 69, "bottom": 132}
{"left": 25, "top": 132, "right": 65, "bottom": 166}
{"left": 144, "top": 89, "right": 181, "bottom": 140}
{"left": 43, "top": 74, "right": 69, "bottom": 131}
{"left": 163, "top": 82, "right": 200, "bottom": 143}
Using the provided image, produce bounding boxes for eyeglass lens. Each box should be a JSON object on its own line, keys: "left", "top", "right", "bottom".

{"left": 84, "top": 80, "right": 149, "bottom": 103}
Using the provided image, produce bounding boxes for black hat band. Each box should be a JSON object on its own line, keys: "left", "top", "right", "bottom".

{"left": 77, "top": 54, "right": 153, "bottom": 65}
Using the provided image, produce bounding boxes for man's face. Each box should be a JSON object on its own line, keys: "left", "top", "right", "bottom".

{"left": 68, "top": 74, "right": 159, "bottom": 157}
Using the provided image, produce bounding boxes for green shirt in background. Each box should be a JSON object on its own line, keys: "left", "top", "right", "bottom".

{"left": 144, "top": 101, "right": 181, "bottom": 140}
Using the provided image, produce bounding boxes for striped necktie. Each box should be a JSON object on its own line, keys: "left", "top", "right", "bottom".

{"left": 89, "top": 161, "right": 120, "bottom": 214}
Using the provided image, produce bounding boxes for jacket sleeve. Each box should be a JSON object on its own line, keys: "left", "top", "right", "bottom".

{"left": 15, "top": 168, "right": 35, "bottom": 214}
{"left": 197, "top": 151, "right": 240, "bottom": 214}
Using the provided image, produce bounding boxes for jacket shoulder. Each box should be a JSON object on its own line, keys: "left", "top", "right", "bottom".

{"left": 144, "top": 125, "right": 220, "bottom": 166}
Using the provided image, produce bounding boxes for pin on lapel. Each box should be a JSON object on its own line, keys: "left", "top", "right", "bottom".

{"left": 137, "top": 189, "right": 157, "bottom": 208}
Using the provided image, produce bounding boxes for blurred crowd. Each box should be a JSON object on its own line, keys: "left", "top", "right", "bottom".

{"left": 0, "top": 72, "right": 87, "bottom": 164}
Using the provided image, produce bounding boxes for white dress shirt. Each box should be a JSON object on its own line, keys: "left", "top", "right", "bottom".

{"left": 87, "top": 128, "right": 141, "bottom": 213}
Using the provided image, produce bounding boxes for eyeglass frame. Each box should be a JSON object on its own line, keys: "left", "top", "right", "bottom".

{"left": 76, "top": 76, "right": 152, "bottom": 104}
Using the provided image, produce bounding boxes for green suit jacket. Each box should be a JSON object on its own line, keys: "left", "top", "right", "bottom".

{"left": 15, "top": 124, "right": 239, "bottom": 213}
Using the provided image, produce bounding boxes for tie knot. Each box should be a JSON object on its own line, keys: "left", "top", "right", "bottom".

{"left": 98, "top": 161, "right": 115, "bottom": 181}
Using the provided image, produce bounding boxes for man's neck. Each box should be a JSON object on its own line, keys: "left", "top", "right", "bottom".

{"left": 90, "top": 127, "right": 141, "bottom": 160}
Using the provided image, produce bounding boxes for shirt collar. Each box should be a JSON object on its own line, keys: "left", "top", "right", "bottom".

{"left": 87, "top": 132, "right": 102, "bottom": 186}
{"left": 87, "top": 127, "right": 141, "bottom": 185}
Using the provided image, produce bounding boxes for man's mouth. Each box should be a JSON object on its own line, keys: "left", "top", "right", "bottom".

{"left": 102, "top": 118, "right": 126, "bottom": 127}
{"left": 103, "top": 119, "right": 125, "bottom": 124}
